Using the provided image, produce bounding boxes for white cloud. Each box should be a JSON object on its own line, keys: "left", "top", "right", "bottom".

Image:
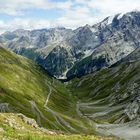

{"left": 0, "top": 0, "right": 73, "bottom": 16}
{"left": 0, "top": 18, "right": 52, "bottom": 34}
{"left": 85, "top": 0, "right": 140, "bottom": 18}
{"left": 12, "top": 18, "right": 51, "bottom": 29}
{"left": 54, "top": 5, "right": 97, "bottom": 29}
{"left": 53, "top": 0, "right": 140, "bottom": 28}
{"left": 0, "top": 20, "right": 7, "bottom": 34}
{"left": 0, "top": 0, "right": 140, "bottom": 32}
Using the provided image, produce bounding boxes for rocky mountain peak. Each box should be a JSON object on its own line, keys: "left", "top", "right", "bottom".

{"left": 1, "top": 11, "right": 140, "bottom": 79}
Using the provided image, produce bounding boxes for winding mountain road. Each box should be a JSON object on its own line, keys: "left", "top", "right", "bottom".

{"left": 44, "top": 82, "right": 78, "bottom": 132}
{"left": 44, "top": 84, "right": 52, "bottom": 108}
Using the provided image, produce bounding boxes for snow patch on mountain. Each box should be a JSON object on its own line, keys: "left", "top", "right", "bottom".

{"left": 57, "top": 68, "right": 71, "bottom": 80}
{"left": 83, "top": 49, "right": 93, "bottom": 58}
{"left": 107, "top": 16, "right": 115, "bottom": 24}
{"left": 117, "top": 13, "right": 124, "bottom": 19}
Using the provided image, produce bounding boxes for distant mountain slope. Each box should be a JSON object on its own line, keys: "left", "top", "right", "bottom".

{"left": 67, "top": 57, "right": 140, "bottom": 139}
{"left": 1, "top": 11, "right": 140, "bottom": 79}
{"left": 118, "top": 47, "right": 140, "bottom": 63}
{"left": 0, "top": 46, "right": 92, "bottom": 134}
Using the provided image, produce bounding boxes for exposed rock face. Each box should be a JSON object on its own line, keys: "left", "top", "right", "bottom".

{"left": 124, "top": 84, "right": 140, "bottom": 120}
{"left": 0, "top": 113, "right": 57, "bottom": 136}
{"left": 1, "top": 11, "right": 140, "bottom": 79}
{"left": 17, "top": 113, "right": 56, "bottom": 134}
{"left": 17, "top": 113, "right": 38, "bottom": 128}
{"left": 5, "top": 115, "right": 25, "bottom": 130}
{"left": 125, "top": 99, "right": 140, "bottom": 120}
{"left": 0, "top": 103, "right": 10, "bottom": 112}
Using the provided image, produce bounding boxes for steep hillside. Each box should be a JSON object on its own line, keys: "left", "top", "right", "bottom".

{"left": 0, "top": 46, "right": 93, "bottom": 134}
{"left": 0, "top": 46, "right": 140, "bottom": 139}
{"left": 0, "top": 47, "right": 119, "bottom": 139}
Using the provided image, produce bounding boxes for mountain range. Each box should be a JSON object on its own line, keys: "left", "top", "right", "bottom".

{"left": 0, "top": 10, "right": 140, "bottom": 139}
{"left": 1, "top": 11, "right": 140, "bottom": 80}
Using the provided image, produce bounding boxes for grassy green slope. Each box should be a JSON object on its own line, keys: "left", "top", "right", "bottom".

{"left": 0, "top": 47, "right": 92, "bottom": 134}
{"left": 68, "top": 61, "right": 140, "bottom": 124}
{"left": 1, "top": 46, "right": 139, "bottom": 139}
{"left": 0, "top": 113, "right": 116, "bottom": 140}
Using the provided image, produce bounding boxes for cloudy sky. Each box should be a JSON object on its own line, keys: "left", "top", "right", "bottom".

{"left": 0, "top": 0, "right": 140, "bottom": 33}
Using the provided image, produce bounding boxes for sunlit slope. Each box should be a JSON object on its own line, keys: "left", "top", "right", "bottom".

{"left": 0, "top": 47, "right": 92, "bottom": 134}
{"left": 0, "top": 113, "right": 116, "bottom": 140}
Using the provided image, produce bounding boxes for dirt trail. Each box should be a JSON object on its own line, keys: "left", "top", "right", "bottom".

{"left": 29, "top": 100, "right": 57, "bottom": 128}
